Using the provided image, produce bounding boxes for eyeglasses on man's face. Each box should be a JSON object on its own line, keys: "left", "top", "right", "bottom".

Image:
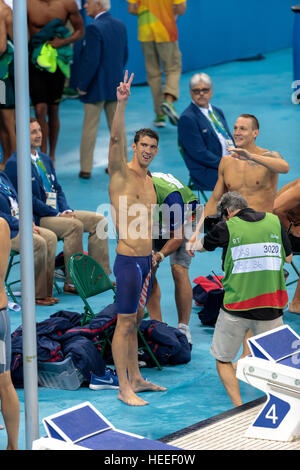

{"left": 191, "top": 87, "right": 211, "bottom": 95}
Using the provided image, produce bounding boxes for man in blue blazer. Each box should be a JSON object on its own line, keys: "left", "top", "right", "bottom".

{"left": 5, "top": 118, "right": 110, "bottom": 294}
{"left": 0, "top": 171, "right": 58, "bottom": 306}
{"left": 77, "top": 0, "right": 128, "bottom": 178}
{"left": 178, "top": 73, "right": 233, "bottom": 192}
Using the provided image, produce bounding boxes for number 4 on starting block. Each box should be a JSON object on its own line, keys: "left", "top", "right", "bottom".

{"left": 236, "top": 325, "right": 300, "bottom": 442}
{"left": 246, "top": 392, "right": 299, "bottom": 441}
{"left": 253, "top": 395, "right": 290, "bottom": 428}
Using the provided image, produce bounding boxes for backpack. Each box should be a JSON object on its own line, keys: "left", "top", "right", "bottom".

{"left": 193, "top": 275, "right": 224, "bottom": 326}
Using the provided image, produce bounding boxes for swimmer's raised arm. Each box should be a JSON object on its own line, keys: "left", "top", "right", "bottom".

{"left": 108, "top": 71, "right": 134, "bottom": 176}
{"left": 227, "top": 147, "right": 290, "bottom": 174}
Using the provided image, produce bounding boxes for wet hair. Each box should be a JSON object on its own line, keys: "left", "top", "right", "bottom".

{"left": 238, "top": 114, "right": 260, "bottom": 130}
{"left": 30, "top": 117, "right": 38, "bottom": 124}
{"left": 217, "top": 191, "right": 248, "bottom": 217}
{"left": 134, "top": 128, "right": 159, "bottom": 145}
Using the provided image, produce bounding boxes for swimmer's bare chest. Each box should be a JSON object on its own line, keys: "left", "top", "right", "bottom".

{"left": 223, "top": 159, "right": 276, "bottom": 193}
{"left": 222, "top": 159, "right": 277, "bottom": 211}
{"left": 28, "top": 0, "right": 68, "bottom": 33}
{"left": 109, "top": 173, "right": 156, "bottom": 256}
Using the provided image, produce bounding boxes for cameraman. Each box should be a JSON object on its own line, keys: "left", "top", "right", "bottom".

{"left": 187, "top": 191, "right": 292, "bottom": 406}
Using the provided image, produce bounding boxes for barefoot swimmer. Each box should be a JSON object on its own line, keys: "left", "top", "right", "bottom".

{"left": 108, "top": 71, "right": 166, "bottom": 406}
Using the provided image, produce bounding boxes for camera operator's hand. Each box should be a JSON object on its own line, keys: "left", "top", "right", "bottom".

{"left": 186, "top": 241, "right": 196, "bottom": 257}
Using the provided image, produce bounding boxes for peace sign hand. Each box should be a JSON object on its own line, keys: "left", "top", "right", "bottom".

{"left": 117, "top": 70, "right": 134, "bottom": 103}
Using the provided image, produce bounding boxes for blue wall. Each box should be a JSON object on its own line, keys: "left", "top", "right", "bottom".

{"left": 110, "top": 0, "right": 295, "bottom": 83}
{"left": 73, "top": 0, "right": 295, "bottom": 86}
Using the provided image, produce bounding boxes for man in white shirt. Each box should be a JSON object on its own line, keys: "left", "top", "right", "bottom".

{"left": 178, "top": 73, "right": 233, "bottom": 192}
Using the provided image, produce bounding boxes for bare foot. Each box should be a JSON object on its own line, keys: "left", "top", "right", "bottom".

{"left": 118, "top": 389, "right": 149, "bottom": 406}
{"left": 132, "top": 378, "right": 167, "bottom": 393}
{"left": 288, "top": 302, "right": 300, "bottom": 314}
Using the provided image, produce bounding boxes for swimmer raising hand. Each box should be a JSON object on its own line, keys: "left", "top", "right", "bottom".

{"left": 116, "top": 70, "right": 134, "bottom": 103}
{"left": 109, "top": 71, "right": 166, "bottom": 406}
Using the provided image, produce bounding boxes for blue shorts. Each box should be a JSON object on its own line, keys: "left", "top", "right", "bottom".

{"left": 113, "top": 254, "right": 153, "bottom": 314}
{"left": 0, "top": 308, "right": 11, "bottom": 374}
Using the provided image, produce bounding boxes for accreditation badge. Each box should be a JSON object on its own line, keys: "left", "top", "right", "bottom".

{"left": 46, "top": 191, "right": 57, "bottom": 209}
{"left": 9, "top": 197, "right": 19, "bottom": 219}
{"left": 226, "top": 138, "right": 234, "bottom": 147}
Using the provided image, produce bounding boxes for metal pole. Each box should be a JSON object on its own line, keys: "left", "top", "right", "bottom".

{"left": 13, "top": 0, "right": 39, "bottom": 449}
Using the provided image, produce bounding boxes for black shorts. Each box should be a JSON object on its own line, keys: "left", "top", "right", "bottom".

{"left": 29, "top": 62, "right": 65, "bottom": 106}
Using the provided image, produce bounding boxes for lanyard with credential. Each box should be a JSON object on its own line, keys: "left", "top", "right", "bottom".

{"left": 0, "top": 176, "right": 19, "bottom": 217}
{"left": 0, "top": 176, "right": 13, "bottom": 196}
{"left": 32, "top": 157, "right": 55, "bottom": 193}
{"left": 208, "top": 109, "right": 230, "bottom": 140}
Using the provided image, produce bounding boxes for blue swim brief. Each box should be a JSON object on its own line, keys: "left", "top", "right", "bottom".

{"left": 113, "top": 254, "right": 153, "bottom": 314}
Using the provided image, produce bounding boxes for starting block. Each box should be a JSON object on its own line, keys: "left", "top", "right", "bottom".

{"left": 33, "top": 402, "right": 180, "bottom": 450}
{"left": 236, "top": 325, "right": 300, "bottom": 442}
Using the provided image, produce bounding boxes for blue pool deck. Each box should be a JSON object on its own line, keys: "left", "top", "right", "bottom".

{"left": 1, "top": 47, "right": 300, "bottom": 450}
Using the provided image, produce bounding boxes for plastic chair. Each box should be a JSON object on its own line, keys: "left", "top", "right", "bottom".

{"left": 68, "top": 253, "right": 162, "bottom": 369}
{"left": 68, "top": 253, "right": 116, "bottom": 325}
{"left": 178, "top": 140, "right": 209, "bottom": 204}
{"left": 5, "top": 249, "right": 62, "bottom": 304}
{"left": 187, "top": 176, "right": 209, "bottom": 204}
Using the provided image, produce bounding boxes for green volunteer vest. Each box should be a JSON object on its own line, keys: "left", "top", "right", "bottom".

{"left": 223, "top": 212, "right": 288, "bottom": 311}
{"left": 151, "top": 172, "right": 198, "bottom": 238}
{"left": 152, "top": 172, "right": 198, "bottom": 206}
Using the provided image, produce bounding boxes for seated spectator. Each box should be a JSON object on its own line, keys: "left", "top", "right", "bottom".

{"left": 5, "top": 118, "right": 110, "bottom": 294}
{"left": 273, "top": 178, "right": 300, "bottom": 314}
{"left": 0, "top": 217, "right": 20, "bottom": 449}
{"left": 178, "top": 73, "right": 233, "bottom": 191}
{"left": 147, "top": 171, "right": 199, "bottom": 347}
{"left": 0, "top": 171, "right": 58, "bottom": 305}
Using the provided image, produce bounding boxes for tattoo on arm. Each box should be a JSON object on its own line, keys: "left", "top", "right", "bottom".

{"left": 262, "top": 151, "right": 281, "bottom": 159}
